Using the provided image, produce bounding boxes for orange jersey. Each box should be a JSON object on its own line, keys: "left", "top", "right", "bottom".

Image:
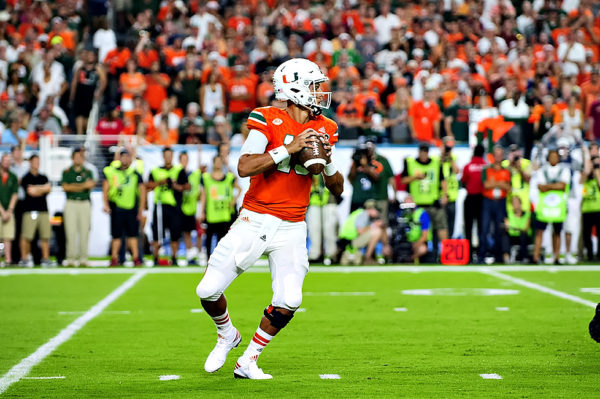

{"left": 243, "top": 107, "right": 338, "bottom": 222}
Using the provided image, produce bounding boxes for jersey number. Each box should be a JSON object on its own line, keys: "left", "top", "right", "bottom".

{"left": 276, "top": 134, "right": 309, "bottom": 176}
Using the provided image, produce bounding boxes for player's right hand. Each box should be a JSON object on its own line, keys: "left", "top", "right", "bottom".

{"left": 285, "top": 129, "right": 319, "bottom": 154}
{"left": 103, "top": 204, "right": 111, "bottom": 214}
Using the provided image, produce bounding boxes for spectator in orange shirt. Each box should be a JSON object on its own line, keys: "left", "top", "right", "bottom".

{"left": 581, "top": 69, "right": 600, "bottom": 116}
{"left": 532, "top": 95, "right": 560, "bottom": 141}
{"left": 163, "top": 35, "right": 187, "bottom": 70}
{"left": 329, "top": 53, "right": 361, "bottom": 89}
{"left": 103, "top": 40, "right": 130, "bottom": 75}
{"left": 201, "top": 51, "right": 231, "bottom": 84}
{"left": 144, "top": 61, "right": 170, "bottom": 112}
{"left": 227, "top": 4, "right": 251, "bottom": 33}
{"left": 119, "top": 59, "right": 146, "bottom": 113}
{"left": 150, "top": 118, "right": 179, "bottom": 146}
{"left": 408, "top": 87, "right": 441, "bottom": 143}
{"left": 337, "top": 89, "right": 364, "bottom": 140}
{"left": 135, "top": 32, "right": 159, "bottom": 72}
{"left": 226, "top": 64, "right": 257, "bottom": 134}
{"left": 48, "top": 17, "right": 76, "bottom": 52}
{"left": 256, "top": 70, "right": 274, "bottom": 107}
{"left": 354, "top": 79, "right": 383, "bottom": 115}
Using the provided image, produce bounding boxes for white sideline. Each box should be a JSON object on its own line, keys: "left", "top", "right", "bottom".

{"left": 2, "top": 265, "right": 600, "bottom": 275}
{"left": 0, "top": 272, "right": 146, "bottom": 395}
{"left": 481, "top": 269, "right": 597, "bottom": 309}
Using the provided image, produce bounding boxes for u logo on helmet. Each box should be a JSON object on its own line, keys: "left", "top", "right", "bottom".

{"left": 282, "top": 73, "right": 299, "bottom": 83}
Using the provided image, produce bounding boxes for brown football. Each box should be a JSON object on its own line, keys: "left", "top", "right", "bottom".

{"left": 298, "top": 136, "right": 327, "bottom": 175}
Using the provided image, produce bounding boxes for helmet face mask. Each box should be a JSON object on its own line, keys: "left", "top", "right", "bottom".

{"left": 274, "top": 59, "right": 332, "bottom": 116}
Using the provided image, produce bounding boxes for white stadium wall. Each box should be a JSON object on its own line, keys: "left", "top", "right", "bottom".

{"left": 45, "top": 145, "right": 475, "bottom": 256}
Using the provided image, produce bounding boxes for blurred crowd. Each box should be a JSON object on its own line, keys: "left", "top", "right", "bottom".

{"left": 0, "top": 0, "right": 598, "bottom": 147}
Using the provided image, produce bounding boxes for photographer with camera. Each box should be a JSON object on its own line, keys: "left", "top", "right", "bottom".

{"left": 147, "top": 147, "right": 190, "bottom": 266}
{"left": 440, "top": 137, "right": 459, "bottom": 237}
{"left": 338, "top": 200, "right": 391, "bottom": 265}
{"left": 348, "top": 142, "right": 381, "bottom": 212}
{"left": 389, "top": 195, "right": 431, "bottom": 263}
{"left": 400, "top": 143, "right": 448, "bottom": 260}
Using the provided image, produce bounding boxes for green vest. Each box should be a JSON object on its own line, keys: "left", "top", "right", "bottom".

{"left": 182, "top": 170, "right": 202, "bottom": 216}
{"left": 406, "top": 157, "right": 440, "bottom": 206}
{"left": 507, "top": 209, "right": 530, "bottom": 237}
{"left": 309, "top": 175, "right": 330, "bottom": 206}
{"left": 441, "top": 155, "right": 459, "bottom": 203}
{"left": 406, "top": 207, "right": 432, "bottom": 242}
{"left": 339, "top": 209, "right": 363, "bottom": 240}
{"left": 106, "top": 167, "right": 140, "bottom": 210}
{"left": 202, "top": 172, "right": 235, "bottom": 223}
{"left": 103, "top": 165, "right": 118, "bottom": 203}
{"left": 582, "top": 178, "right": 600, "bottom": 213}
{"left": 536, "top": 169, "right": 568, "bottom": 223}
{"left": 502, "top": 159, "right": 531, "bottom": 212}
{"left": 151, "top": 166, "right": 181, "bottom": 206}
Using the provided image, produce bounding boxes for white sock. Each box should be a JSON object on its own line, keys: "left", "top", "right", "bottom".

{"left": 211, "top": 310, "right": 235, "bottom": 338}
{"left": 241, "top": 327, "right": 273, "bottom": 362}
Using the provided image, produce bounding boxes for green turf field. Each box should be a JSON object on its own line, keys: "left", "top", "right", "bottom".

{"left": 0, "top": 266, "right": 598, "bottom": 398}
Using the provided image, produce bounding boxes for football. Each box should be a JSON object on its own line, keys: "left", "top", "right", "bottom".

{"left": 298, "top": 136, "right": 327, "bottom": 175}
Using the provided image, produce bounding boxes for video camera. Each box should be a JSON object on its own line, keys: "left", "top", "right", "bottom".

{"left": 352, "top": 145, "right": 370, "bottom": 164}
{"left": 389, "top": 202, "right": 417, "bottom": 263}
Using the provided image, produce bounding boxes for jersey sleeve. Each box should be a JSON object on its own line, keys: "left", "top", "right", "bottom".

{"left": 324, "top": 118, "right": 339, "bottom": 145}
{"left": 247, "top": 109, "right": 271, "bottom": 141}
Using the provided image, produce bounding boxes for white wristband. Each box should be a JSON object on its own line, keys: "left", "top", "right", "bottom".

{"left": 324, "top": 162, "right": 337, "bottom": 176}
{"left": 268, "top": 145, "right": 289, "bottom": 164}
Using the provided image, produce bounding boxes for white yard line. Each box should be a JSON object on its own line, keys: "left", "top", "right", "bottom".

{"left": 57, "top": 310, "right": 130, "bottom": 316}
{"left": 480, "top": 373, "right": 503, "bottom": 380}
{"left": 481, "top": 269, "right": 597, "bottom": 309}
{"left": 319, "top": 374, "right": 340, "bottom": 379}
{"left": 3, "top": 265, "right": 600, "bottom": 275}
{"left": 0, "top": 272, "right": 146, "bottom": 395}
{"left": 159, "top": 375, "right": 180, "bottom": 381}
{"left": 304, "top": 292, "right": 375, "bottom": 296}
{"left": 21, "top": 376, "right": 65, "bottom": 380}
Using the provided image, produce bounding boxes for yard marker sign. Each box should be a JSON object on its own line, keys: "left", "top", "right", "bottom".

{"left": 441, "top": 239, "right": 469, "bottom": 265}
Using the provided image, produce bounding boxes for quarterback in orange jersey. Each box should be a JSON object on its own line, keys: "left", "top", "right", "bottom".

{"left": 196, "top": 58, "right": 344, "bottom": 379}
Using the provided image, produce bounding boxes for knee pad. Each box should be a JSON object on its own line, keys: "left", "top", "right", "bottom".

{"left": 196, "top": 280, "right": 222, "bottom": 302}
{"left": 283, "top": 291, "right": 303, "bottom": 311}
{"left": 264, "top": 305, "right": 294, "bottom": 329}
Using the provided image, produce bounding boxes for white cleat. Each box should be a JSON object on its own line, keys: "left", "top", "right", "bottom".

{"left": 233, "top": 357, "right": 273, "bottom": 380}
{"left": 204, "top": 329, "right": 242, "bottom": 373}
{"left": 566, "top": 253, "right": 578, "bottom": 265}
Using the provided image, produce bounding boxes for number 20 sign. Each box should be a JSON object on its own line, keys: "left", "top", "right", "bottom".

{"left": 441, "top": 239, "right": 470, "bottom": 265}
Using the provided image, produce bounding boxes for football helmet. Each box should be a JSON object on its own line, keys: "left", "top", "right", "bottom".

{"left": 273, "top": 58, "right": 331, "bottom": 115}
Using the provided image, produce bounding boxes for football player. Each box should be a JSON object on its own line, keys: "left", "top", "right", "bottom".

{"left": 196, "top": 58, "right": 344, "bottom": 379}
